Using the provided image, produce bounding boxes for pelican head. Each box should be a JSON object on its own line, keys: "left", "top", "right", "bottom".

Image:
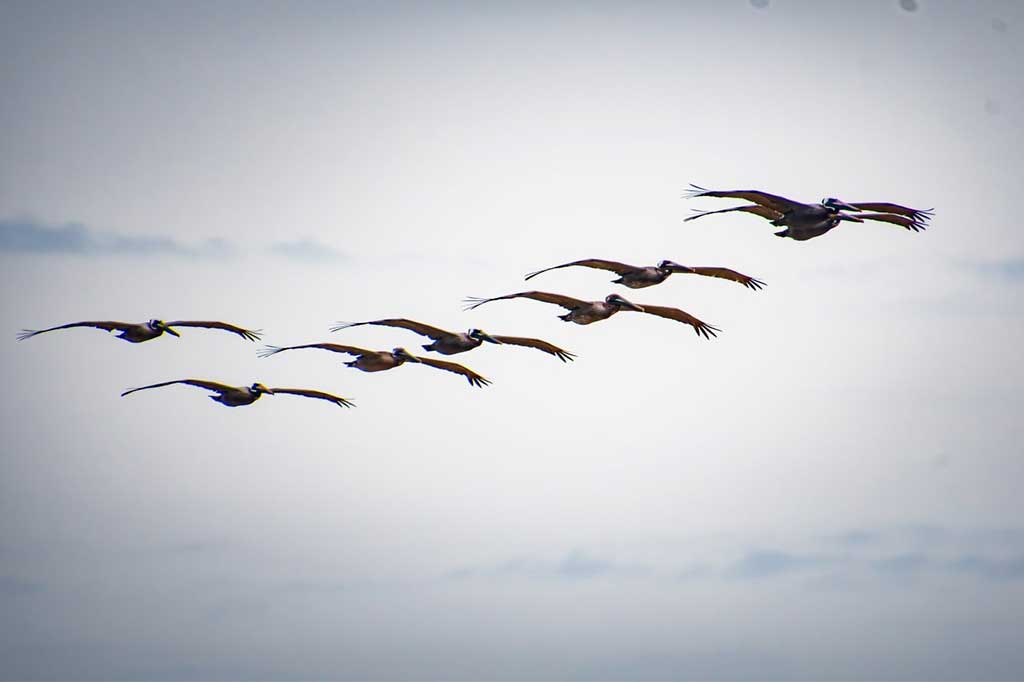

{"left": 151, "top": 319, "right": 181, "bottom": 337}
{"left": 468, "top": 329, "right": 502, "bottom": 344}
{"left": 821, "top": 197, "right": 861, "bottom": 213}
{"left": 250, "top": 382, "right": 274, "bottom": 395}
{"left": 656, "top": 259, "right": 686, "bottom": 272}
{"left": 392, "top": 347, "right": 422, "bottom": 363}
{"left": 605, "top": 294, "right": 644, "bottom": 312}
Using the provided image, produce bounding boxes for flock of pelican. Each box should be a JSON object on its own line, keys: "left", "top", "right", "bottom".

{"left": 16, "top": 185, "right": 930, "bottom": 410}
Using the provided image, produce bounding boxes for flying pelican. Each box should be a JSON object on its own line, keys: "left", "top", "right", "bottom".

{"left": 17, "top": 319, "right": 261, "bottom": 343}
{"left": 121, "top": 380, "right": 354, "bottom": 408}
{"left": 683, "top": 184, "right": 932, "bottom": 240}
{"left": 524, "top": 258, "right": 764, "bottom": 290}
{"left": 463, "top": 291, "right": 720, "bottom": 339}
{"left": 330, "top": 319, "right": 576, "bottom": 362}
{"left": 258, "top": 344, "right": 491, "bottom": 387}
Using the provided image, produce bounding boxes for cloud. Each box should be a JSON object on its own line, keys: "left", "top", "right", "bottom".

{"left": 0, "top": 576, "right": 43, "bottom": 597}
{"left": 727, "top": 549, "right": 830, "bottom": 579}
{"left": 0, "top": 218, "right": 231, "bottom": 258}
{"left": 268, "top": 239, "right": 346, "bottom": 264}
{"left": 448, "top": 549, "right": 648, "bottom": 582}
{"left": 968, "top": 258, "right": 1024, "bottom": 281}
{"left": 948, "top": 555, "right": 1024, "bottom": 581}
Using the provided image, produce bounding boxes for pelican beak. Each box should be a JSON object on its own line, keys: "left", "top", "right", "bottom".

{"left": 833, "top": 200, "right": 861, "bottom": 212}
{"left": 162, "top": 324, "right": 181, "bottom": 337}
{"left": 837, "top": 213, "right": 865, "bottom": 223}
{"left": 395, "top": 349, "right": 422, "bottom": 363}
{"left": 480, "top": 333, "right": 502, "bottom": 345}
{"left": 618, "top": 298, "right": 645, "bottom": 312}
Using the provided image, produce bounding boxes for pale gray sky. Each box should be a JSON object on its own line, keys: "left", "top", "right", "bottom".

{"left": 2, "top": 0, "right": 1023, "bottom": 679}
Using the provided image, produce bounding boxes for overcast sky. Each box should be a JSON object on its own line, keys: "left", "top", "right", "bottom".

{"left": 2, "top": 0, "right": 1023, "bottom": 679}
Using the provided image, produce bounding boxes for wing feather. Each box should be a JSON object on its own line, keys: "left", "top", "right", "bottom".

{"left": 17, "top": 320, "right": 132, "bottom": 341}
{"left": 330, "top": 318, "right": 453, "bottom": 340}
{"left": 413, "top": 356, "right": 492, "bottom": 387}
{"left": 488, "top": 335, "right": 577, "bottom": 362}
{"left": 257, "top": 343, "right": 373, "bottom": 358}
{"left": 848, "top": 202, "right": 933, "bottom": 223}
{"left": 673, "top": 266, "right": 766, "bottom": 290}
{"left": 165, "top": 320, "right": 262, "bottom": 341}
{"left": 684, "top": 185, "right": 805, "bottom": 213}
{"left": 683, "top": 204, "right": 783, "bottom": 223}
{"left": 852, "top": 212, "right": 927, "bottom": 232}
{"left": 463, "top": 291, "right": 587, "bottom": 311}
{"left": 270, "top": 387, "right": 355, "bottom": 408}
{"left": 525, "top": 258, "right": 639, "bottom": 281}
{"left": 630, "top": 304, "right": 721, "bottom": 339}
{"left": 121, "top": 379, "right": 234, "bottom": 397}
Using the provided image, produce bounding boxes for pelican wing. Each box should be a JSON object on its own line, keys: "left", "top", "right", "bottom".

{"left": 489, "top": 335, "right": 577, "bottom": 362}
{"left": 852, "top": 212, "right": 927, "bottom": 232}
{"left": 683, "top": 204, "right": 782, "bottom": 223}
{"left": 684, "top": 185, "right": 805, "bottom": 213}
{"left": 464, "top": 291, "right": 587, "bottom": 312}
{"left": 848, "top": 202, "right": 933, "bottom": 223}
{"left": 121, "top": 379, "right": 234, "bottom": 398}
{"left": 258, "top": 343, "right": 373, "bottom": 358}
{"left": 413, "top": 356, "right": 492, "bottom": 387}
{"left": 525, "top": 258, "right": 639, "bottom": 281}
{"left": 672, "top": 265, "right": 766, "bottom": 290}
{"left": 17, "top": 320, "right": 133, "bottom": 341}
{"left": 165, "top": 320, "right": 262, "bottom": 341}
{"left": 630, "top": 304, "right": 721, "bottom": 339}
{"left": 330, "top": 318, "right": 453, "bottom": 340}
{"left": 270, "top": 387, "right": 355, "bottom": 408}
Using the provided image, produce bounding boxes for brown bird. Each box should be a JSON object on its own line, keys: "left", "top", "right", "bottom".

{"left": 684, "top": 184, "right": 932, "bottom": 241}
{"left": 121, "top": 380, "right": 354, "bottom": 408}
{"left": 258, "top": 344, "right": 491, "bottom": 387}
{"left": 464, "top": 291, "right": 719, "bottom": 339}
{"left": 525, "top": 258, "right": 764, "bottom": 290}
{"left": 17, "top": 319, "right": 261, "bottom": 343}
{"left": 330, "top": 319, "right": 576, "bottom": 362}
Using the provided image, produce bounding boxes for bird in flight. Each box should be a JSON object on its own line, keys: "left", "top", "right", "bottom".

{"left": 331, "top": 318, "right": 576, "bottom": 362}
{"left": 121, "top": 379, "right": 354, "bottom": 408}
{"left": 524, "top": 258, "right": 764, "bottom": 290}
{"left": 259, "top": 343, "right": 492, "bottom": 387}
{"left": 17, "top": 319, "right": 261, "bottom": 343}
{"left": 464, "top": 291, "right": 720, "bottom": 339}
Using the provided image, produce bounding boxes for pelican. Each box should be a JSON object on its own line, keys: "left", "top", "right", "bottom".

{"left": 258, "top": 344, "right": 491, "bottom": 387}
{"left": 524, "top": 258, "right": 764, "bottom": 290}
{"left": 17, "top": 319, "right": 261, "bottom": 343}
{"left": 463, "top": 291, "right": 720, "bottom": 339}
{"left": 330, "top": 319, "right": 576, "bottom": 362}
{"left": 121, "top": 380, "right": 354, "bottom": 408}
{"left": 684, "top": 184, "right": 932, "bottom": 241}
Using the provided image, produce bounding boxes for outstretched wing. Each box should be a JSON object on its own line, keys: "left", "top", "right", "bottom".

{"left": 852, "top": 212, "right": 927, "bottom": 232}
{"left": 270, "top": 387, "right": 356, "bottom": 408}
{"left": 165, "top": 320, "right": 262, "bottom": 341}
{"left": 257, "top": 343, "right": 373, "bottom": 358}
{"left": 489, "top": 335, "right": 577, "bottom": 362}
{"left": 121, "top": 379, "right": 234, "bottom": 398}
{"left": 330, "top": 318, "right": 453, "bottom": 340}
{"left": 684, "top": 184, "right": 805, "bottom": 213}
{"left": 464, "top": 291, "right": 587, "bottom": 312}
{"left": 672, "top": 265, "right": 766, "bottom": 290}
{"left": 629, "top": 304, "right": 721, "bottom": 339}
{"left": 683, "top": 204, "right": 783, "bottom": 223}
{"left": 847, "top": 202, "right": 933, "bottom": 224}
{"left": 413, "top": 356, "right": 492, "bottom": 387}
{"left": 525, "top": 258, "right": 639, "bottom": 281}
{"left": 17, "top": 320, "right": 132, "bottom": 341}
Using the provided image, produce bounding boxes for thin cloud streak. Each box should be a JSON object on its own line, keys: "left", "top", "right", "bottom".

{"left": 268, "top": 239, "right": 347, "bottom": 264}
{"left": 0, "top": 219, "right": 232, "bottom": 258}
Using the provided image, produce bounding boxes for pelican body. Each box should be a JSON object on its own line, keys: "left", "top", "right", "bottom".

{"left": 330, "top": 319, "right": 576, "bottom": 362}
{"left": 17, "top": 318, "right": 261, "bottom": 343}
{"left": 259, "top": 344, "right": 491, "bottom": 387}
{"left": 120, "top": 380, "right": 354, "bottom": 408}
{"left": 524, "top": 258, "right": 764, "bottom": 290}
{"left": 684, "top": 184, "right": 932, "bottom": 241}
{"left": 464, "top": 291, "right": 720, "bottom": 339}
